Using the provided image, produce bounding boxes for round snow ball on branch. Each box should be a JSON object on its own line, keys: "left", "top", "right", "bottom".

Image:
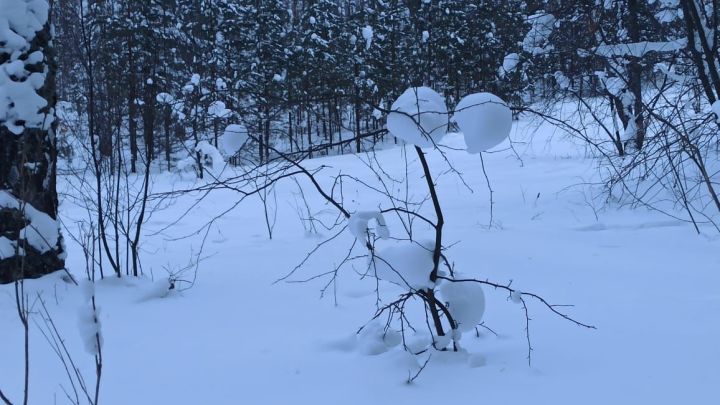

{"left": 357, "top": 322, "right": 400, "bottom": 355}
{"left": 387, "top": 87, "right": 448, "bottom": 148}
{"left": 221, "top": 124, "right": 248, "bottom": 156}
{"left": 438, "top": 277, "right": 485, "bottom": 332}
{"left": 373, "top": 241, "right": 435, "bottom": 290}
{"left": 452, "top": 92, "right": 512, "bottom": 153}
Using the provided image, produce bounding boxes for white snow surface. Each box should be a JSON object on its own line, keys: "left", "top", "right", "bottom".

{"left": 387, "top": 87, "right": 448, "bottom": 148}
{"left": 452, "top": 92, "right": 512, "bottom": 153}
{"left": 77, "top": 304, "right": 103, "bottom": 356}
{"left": 1, "top": 117, "right": 719, "bottom": 404}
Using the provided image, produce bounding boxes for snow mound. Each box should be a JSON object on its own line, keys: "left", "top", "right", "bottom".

{"left": 452, "top": 92, "right": 512, "bottom": 153}
{"left": 372, "top": 241, "right": 435, "bottom": 290}
{"left": 387, "top": 87, "right": 448, "bottom": 148}
{"left": 220, "top": 124, "right": 248, "bottom": 156}
{"left": 357, "top": 321, "right": 401, "bottom": 356}
{"left": 438, "top": 277, "right": 485, "bottom": 332}
{"left": 196, "top": 141, "right": 225, "bottom": 172}
{"left": 77, "top": 303, "right": 102, "bottom": 355}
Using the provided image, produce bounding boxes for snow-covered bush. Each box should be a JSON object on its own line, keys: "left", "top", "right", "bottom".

{"left": 294, "top": 87, "right": 589, "bottom": 365}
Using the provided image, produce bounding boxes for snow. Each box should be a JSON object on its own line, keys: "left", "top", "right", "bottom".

{"left": 422, "top": 30, "right": 429, "bottom": 43}
{"left": 711, "top": 101, "right": 720, "bottom": 123}
{"left": 501, "top": 53, "right": 520, "bottom": 75}
{"left": 0, "top": 236, "right": 19, "bottom": 259}
{"left": 207, "top": 100, "right": 231, "bottom": 118}
{"left": 603, "top": 76, "right": 626, "bottom": 96}
{"left": 438, "top": 277, "right": 486, "bottom": 333}
{"left": 156, "top": 92, "right": 174, "bottom": 104}
{"left": 0, "top": 0, "right": 49, "bottom": 47}
{"left": 195, "top": 140, "right": 225, "bottom": 172}
{"left": 371, "top": 240, "right": 435, "bottom": 290}
{"left": 1, "top": 116, "right": 719, "bottom": 404}
{"left": 595, "top": 38, "right": 687, "bottom": 57}
{"left": 220, "top": 123, "right": 248, "bottom": 156}
{"left": 387, "top": 87, "right": 448, "bottom": 148}
{"left": 77, "top": 303, "right": 102, "bottom": 355}
{"left": 357, "top": 321, "right": 401, "bottom": 355}
{"left": 452, "top": 92, "right": 512, "bottom": 153}
{"left": 523, "top": 13, "right": 555, "bottom": 55}
{"left": 348, "top": 211, "right": 389, "bottom": 240}
{"left": 362, "top": 25, "right": 373, "bottom": 50}
{"left": 623, "top": 118, "right": 637, "bottom": 143}
{"left": 1, "top": 43, "right": 50, "bottom": 133}
{"left": 554, "top": 71, "right": 571, "bottom": 90}
{"left": 467, "top": 353, "right": 487, "bottom": 368}
{"left": 0, "top": 190, "right": 60, "bottom": 253}
{"left": 18, "top": 206, "right": 59, "bottom": 253}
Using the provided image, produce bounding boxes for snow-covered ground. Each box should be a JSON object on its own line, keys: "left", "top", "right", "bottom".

{"left": 1, "top": 119, "right": 719, "bottom": 404}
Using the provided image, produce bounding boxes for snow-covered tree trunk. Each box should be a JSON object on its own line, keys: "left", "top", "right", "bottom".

{"left": 0, "top": 0, "right": 65, "bottom": 283}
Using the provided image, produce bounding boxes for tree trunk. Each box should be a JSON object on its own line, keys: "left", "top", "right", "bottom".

{"left": 627, "top": 0, "right": 646, "bottom": 150}
{"left": 0, "top": 9, "right": 65, "bottom": 283}
{"left": 128, "top": 33, "right": 138, "bottom": 173}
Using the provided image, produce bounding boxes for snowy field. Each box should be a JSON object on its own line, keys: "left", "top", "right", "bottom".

{"left": 1, "top": 119, "right": 719, "bottom": 404}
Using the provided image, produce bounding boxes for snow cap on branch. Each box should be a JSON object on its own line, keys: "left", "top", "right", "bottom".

{"left": 452, "top": 92, "right": 512, "bottom": 153}
{"left": 220, "top": 124, "right": 248, "bottom": 156}
{"left": 387, "top": 87, "right": 448, "bottom": 148}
